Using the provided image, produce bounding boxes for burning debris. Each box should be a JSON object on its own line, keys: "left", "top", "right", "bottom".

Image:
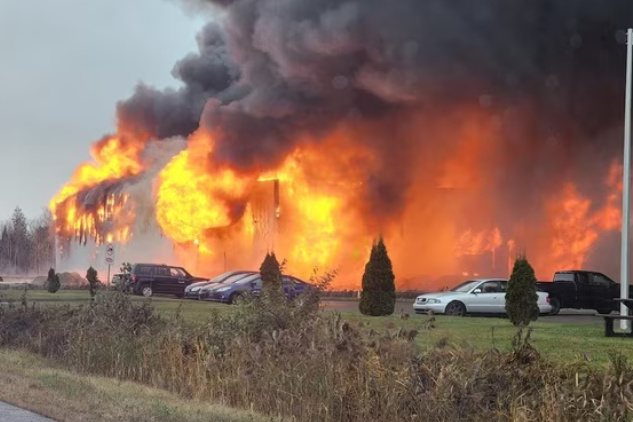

{"left": 51, "top": 0, "right": 633, "bottom": 288}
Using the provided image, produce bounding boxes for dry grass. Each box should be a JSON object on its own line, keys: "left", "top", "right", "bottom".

{"left": 0, "top": 348, "right": 276, "bottom": 422}
{"left": 0, "top": 290, "right": 632, "bottom": 421}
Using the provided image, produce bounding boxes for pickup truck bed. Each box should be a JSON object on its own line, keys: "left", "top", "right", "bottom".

{"left": 536, "top": 270, "right": 628, "bottom": 315}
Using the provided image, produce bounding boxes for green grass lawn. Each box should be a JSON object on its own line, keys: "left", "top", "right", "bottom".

{"left": 344, "top": 313, "right": 633, "bottom": 367}
{"left": 6, "top": 289, "right": 633, "bottom": 368}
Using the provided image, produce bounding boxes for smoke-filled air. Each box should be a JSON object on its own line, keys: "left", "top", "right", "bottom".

{"left": 50, "top": 0, "right": 633, "bottom": 289}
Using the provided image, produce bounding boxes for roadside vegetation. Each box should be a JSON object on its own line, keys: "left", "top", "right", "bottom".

{"left": 1, "top": 287, "right": 632, "bottom": 367}
{"left": 0, "top": 348, "right": 275, "bottom": 422}
{"left": 0, "top": 262, "right": 632, "bottom": 421}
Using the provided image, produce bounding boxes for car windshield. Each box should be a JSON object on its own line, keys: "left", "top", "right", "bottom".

{"left": 210, "top": 271, "right": 252, "bottom": 284}
{"left": 214, "top": 273, "right": 252, "bottom": 285}
{"left": 451, "top": 280, "right": 481, "bottom": 293}
{"left": 235, "top": 274, "right": 260, "bottom": 285}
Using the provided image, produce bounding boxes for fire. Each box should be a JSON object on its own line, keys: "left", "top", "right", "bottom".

{"left": 259, "top": 152, "right": 345, "bottom": 275}
{"left": 595, "top": 163, "right": 622, "bottom": 231}
{"left": 251, "top": 130, "right": 373, "bottom": 283}
{"left": 548, "top": 183, "right": 599, "bottom": 270}
{"left": 155, "top": 132, "right": 251, "bottom": 245}
{"left": 50, "top": 111, "right": 624, "bottom": 290}
{"left": 539, "top": 161, "right": 623, "bottom": 277}
{"left": 455, "top": 228, "right": 503, "bottom": 257}
{"left": 50, "top": 135, "right": 142, "bottom": 213}
{"left": 50, "top": 135, "right": 142, "bottom": 247}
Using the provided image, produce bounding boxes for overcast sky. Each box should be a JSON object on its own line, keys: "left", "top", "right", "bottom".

{"left": 0, "top": 0, "right": 204, "bottom": 220}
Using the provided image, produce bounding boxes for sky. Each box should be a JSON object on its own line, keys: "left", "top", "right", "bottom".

{"left": 0, "top": 0, "right": 204, "bottom": 220}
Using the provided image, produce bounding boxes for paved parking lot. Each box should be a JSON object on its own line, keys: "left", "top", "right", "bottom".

{"left": 322, "top": 300, "right": 604, "bottom": 326}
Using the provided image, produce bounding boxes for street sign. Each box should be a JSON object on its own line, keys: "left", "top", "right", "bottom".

{"left": 105, "top": 243, "right": 116, "bottom": 285}
{"left": 105, "top": 243, "right": 115, "bottom": 266}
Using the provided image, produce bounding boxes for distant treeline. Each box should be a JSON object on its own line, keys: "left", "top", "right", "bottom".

{"left": 0, "top": 207, "right": 55, "bottom": 276}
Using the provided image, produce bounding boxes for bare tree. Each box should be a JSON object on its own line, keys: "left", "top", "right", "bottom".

{"left": 0, "top": 207, "right": 55, "bottom": 275}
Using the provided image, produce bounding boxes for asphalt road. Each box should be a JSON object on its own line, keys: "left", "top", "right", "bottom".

{"left": 321, "top": 300, "right": 603, "bottom": 326}
{"left": 0, "top": 401, "right": 56, "bottom": 422}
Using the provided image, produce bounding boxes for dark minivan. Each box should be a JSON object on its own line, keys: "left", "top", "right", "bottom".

{"left": 126, "top": 263, "right": 206, "bottom": 298}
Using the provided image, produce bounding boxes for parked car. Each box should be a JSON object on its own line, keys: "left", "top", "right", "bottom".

{"left": 536, "top": 270, "right": 628, "bottom": 315}
{"left": 111, "top": 273, "right": 127, "bottom": 287}
{"left": 125, "top": 263, "right": 206, "bottom": 298}
{"left": 184, "top": 270, "right": 256, "bottom": 299}
{"left": 413, "top": 278, "right": 552, "bottom": 316}
{"left": 200, "top": 272, "right": 312, "bottom": 304}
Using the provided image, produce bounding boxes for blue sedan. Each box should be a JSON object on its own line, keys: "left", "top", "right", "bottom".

{"left": 199, "top": 272, "right": 312, "bottom": 304}
{"left": 184, "top": 270, "right": 255, "bottom": 299}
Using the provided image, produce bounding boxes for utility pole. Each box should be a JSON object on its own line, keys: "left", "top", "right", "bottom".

{"left": 620, "top": 28, "right": 632, "bottom": 330}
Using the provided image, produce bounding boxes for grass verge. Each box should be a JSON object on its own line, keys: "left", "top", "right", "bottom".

{"left": 345, "top": 313, "right": 631, "bottom": 367}
{"left": 0, "top": 348, "right": 277, "bottom": 422}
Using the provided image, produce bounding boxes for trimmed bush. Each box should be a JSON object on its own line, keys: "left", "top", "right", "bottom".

{"left": 86, "top": 266, "right": 100, "bottom": 299}
{"left": 506, "top": 256, "right": 540, "bottom": 327}
{"left": 260, "top": 253, "right": 282, "bottom": 287}
{"left": 359, "top": 237, "right": 396, "bottom": 316}
{"left": 46, "top": 268, "right": 60, "bottom": 294}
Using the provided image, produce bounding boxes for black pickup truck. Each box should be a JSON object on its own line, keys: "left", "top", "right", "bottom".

{"left": 536, "top": 270, "right": 628, "bottom": 315}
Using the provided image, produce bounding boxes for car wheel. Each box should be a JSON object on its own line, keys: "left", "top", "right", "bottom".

{"left": 141, "top": 285, "right": 153, "bottom": 298}
{"left": 445, "top": 301, "right": 466, "bottom": 316}
{"left": 548, "top": 298, "right": 561, "bottom": 315}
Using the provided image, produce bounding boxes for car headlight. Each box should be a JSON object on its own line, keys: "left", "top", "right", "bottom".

{"left": 427, "top": 299, "right": 441, "bottom": 304}
{"left": 215, "top": 286, "right": 231, "bottom": 293}
{"left": 191, "top": 286, "right": 201, "bottom": 292}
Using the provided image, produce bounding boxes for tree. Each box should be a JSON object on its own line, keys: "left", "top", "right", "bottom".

{"left": 11, "top": 207, "right": 31, "bottom": 272}
{"left": 0, "top": 207, "right": 54, "bottom": 274}
{"left": 47, "top": 268, "right": 60, "bottom": 294}
{"left": 359, "top": 237, "right": 396, "bottom": 316}
{"left": 506, "top": 256, "right": 540, "bottom": 327}
{"left": 260, "top": 253, "right": 282, "bottom": 288}
{"left": 31, "top": 209, "right": 55, "bottom": 275}
{"left": 0, "top": 225, "right": 9, "bottom": 271}
{"left": 86, "top": 266, "right": 100, "bottom": 299}
{"left": 260, "top": 252, "right": 284, "bottom": 303}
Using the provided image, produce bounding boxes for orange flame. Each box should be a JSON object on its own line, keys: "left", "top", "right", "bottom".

{"left": 50, "top": 135, "right": 142, "bottom": 214}
{"left": 50, "top": 108, "right": 625, "bottom": 290}
{"left": 538, "top": 162, "right": 622, "bottom": 277}
{"left": 50, "top": 135, "right": 142, "bottom": 246}
{"left": 155, "top": 132, "right": 251, "bottom": 245}
{"left": 455, "top": 227, "right": 503, "bottom": 257}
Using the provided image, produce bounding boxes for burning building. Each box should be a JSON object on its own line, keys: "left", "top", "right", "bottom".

{"left": 51, "top": 0, "right": 633, "bottom": 289}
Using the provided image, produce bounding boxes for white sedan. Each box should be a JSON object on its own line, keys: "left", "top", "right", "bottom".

{"left": 413, "top": 278, "right": 552, "bottom": 316}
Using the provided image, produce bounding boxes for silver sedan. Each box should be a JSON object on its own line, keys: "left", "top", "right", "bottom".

{"left": 413, "top": 278, "right": 552, "bottom": 316}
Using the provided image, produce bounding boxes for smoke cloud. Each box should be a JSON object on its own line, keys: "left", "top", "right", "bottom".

{"left": 58, "top": 0, "right": 633, "bottom": 281}
{"left": 173, "top": 0, "right": 631, "bottom": 230}
{"left": 115, "top": 21, "right": 239, "bottom": 140}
